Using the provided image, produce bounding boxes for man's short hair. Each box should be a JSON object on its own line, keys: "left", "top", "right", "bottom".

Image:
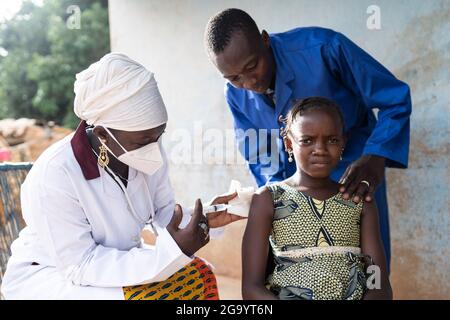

{"left": 204, "top": 8, "right": 260, "bottom": 55}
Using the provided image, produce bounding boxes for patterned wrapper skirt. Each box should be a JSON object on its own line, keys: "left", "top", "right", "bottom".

{"left": 123, "top": 257, "right": 219, "bottom": 300}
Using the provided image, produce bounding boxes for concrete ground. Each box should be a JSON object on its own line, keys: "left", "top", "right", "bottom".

{"left": 216, "top": 275, "right": 242, "bottom": 300}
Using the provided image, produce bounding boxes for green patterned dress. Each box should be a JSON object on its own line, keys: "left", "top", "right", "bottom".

{"left": 266, "top": 182, "right": 371, "bottom": 300}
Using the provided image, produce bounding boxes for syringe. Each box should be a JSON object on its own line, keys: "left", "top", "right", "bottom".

{"left": 187, "top": 203, "right": 232, "bottom": 216}
{"left": 203, "top": 203, "right": 231, "bottom": 215}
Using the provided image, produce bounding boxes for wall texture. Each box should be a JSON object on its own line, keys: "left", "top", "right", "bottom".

{"left": 108, "top": 0, "right": 450, "bottom": 299}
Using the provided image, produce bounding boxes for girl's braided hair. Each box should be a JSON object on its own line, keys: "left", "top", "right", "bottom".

{"left": 280, "top": 97, "right": 345, "bottom": 140}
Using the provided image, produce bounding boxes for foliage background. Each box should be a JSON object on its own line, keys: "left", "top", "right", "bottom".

{"left": 0, "top": 0, "right": 110, "bottom": 128}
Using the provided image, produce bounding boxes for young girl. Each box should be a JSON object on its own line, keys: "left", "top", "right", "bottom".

{"left": 242, "top": 97, "right": 392, "bottom": 300}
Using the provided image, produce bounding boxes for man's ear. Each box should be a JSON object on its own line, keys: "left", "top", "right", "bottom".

{"left": 93, "top": 126, "right": 108, "bottom": 143}
{"left": 261, "top": 30, "right": 270, "bottom": 48}
{"left": 206, "top": 48, "right": 218, "bottom": 66}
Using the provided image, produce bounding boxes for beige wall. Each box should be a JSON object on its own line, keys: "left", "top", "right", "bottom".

{"left": 108, "top": 0, "right": 450, "bottom": 299}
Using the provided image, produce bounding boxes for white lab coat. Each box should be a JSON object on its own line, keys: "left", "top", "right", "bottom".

{"left": 1, "top": 134, "right": 222, "bottom": 299}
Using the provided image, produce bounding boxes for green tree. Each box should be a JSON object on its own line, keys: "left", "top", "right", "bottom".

{"left": 0, "top": 0, "right": 110, "bottom": 128}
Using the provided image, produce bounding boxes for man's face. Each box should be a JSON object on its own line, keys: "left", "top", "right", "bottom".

{"left": 211, "top": 31, "right": 274, "bottom": 94}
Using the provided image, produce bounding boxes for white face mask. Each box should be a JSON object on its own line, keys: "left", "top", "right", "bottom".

{"left": 100, "top": 127, "right": 163, "bottom": 175}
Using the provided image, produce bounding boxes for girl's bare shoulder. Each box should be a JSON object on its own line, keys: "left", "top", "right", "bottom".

{"left": 250, "top": 186, "right": 275, "bottom": 218}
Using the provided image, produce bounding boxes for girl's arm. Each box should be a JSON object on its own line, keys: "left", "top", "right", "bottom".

{"left": 242, "top": 187, "right": 278, "bottom": 300}
{"left": 360, "top": 200, "right": 393, "bottom": 299}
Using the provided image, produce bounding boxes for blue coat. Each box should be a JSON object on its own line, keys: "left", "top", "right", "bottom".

{"left": 225, "top": 27, "right": 412, "bottom": 268}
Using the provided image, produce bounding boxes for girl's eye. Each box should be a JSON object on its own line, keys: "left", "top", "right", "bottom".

{"left": 299, "top": 139, "right": 312, "bottom": 145}
{"left": 328, "top": 138, "right": 339, "bottom": 144}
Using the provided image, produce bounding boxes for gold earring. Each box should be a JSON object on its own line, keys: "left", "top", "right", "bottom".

{"left": 98, "top": 144, "right": 109, "bottom": 168}
{"left": 340, "top": 148, "right": 344, "bottom": 161}
{"left": 288, "top": 149, "right": 293, "bottom": 163}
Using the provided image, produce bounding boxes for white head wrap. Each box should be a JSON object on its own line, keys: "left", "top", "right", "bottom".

{"left": 73, "top": 53, "right": 168, "bottom": 131}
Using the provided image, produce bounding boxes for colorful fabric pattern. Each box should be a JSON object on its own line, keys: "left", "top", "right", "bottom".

{"left": 123, "top": 257, "right": 219, "bottom": 300}
{"left": 266, "top": 183, "right": 370, "bottom": 300}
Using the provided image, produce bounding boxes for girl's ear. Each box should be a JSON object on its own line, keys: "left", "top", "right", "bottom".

{"left": 283, "top": 133, "right": 293, "bottom": 152}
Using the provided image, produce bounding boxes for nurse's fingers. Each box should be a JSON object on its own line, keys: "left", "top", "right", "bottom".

{"left": 211, "top": 191, "right": 238, "bottom": 205}
{"left": 168, "top": 204, "right": 183, "bottom": 231}
{"left": 187, "top": 199, "right": 204, "bottom": 230}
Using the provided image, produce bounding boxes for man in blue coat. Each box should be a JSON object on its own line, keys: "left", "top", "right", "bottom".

{"left": 204, "top": 8, "right": 411, "bottom": 270}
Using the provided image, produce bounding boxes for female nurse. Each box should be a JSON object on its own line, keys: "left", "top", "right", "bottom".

{"left": 1, "top": 53, "right": 242, "bottom": 300}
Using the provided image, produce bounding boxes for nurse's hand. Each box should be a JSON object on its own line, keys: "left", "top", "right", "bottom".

{"left": 339, "top": 155, "right": 385, "bottom": 204}
{"left": 206, "top": 191, "right": 246, "bottom": 228}
{"left": 167, "top": 200, "right": 209, "bottom": 257}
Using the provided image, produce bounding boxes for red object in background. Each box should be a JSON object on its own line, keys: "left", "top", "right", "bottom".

{"left": 0, "top": 148, "right": 11, "bottom": 162}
